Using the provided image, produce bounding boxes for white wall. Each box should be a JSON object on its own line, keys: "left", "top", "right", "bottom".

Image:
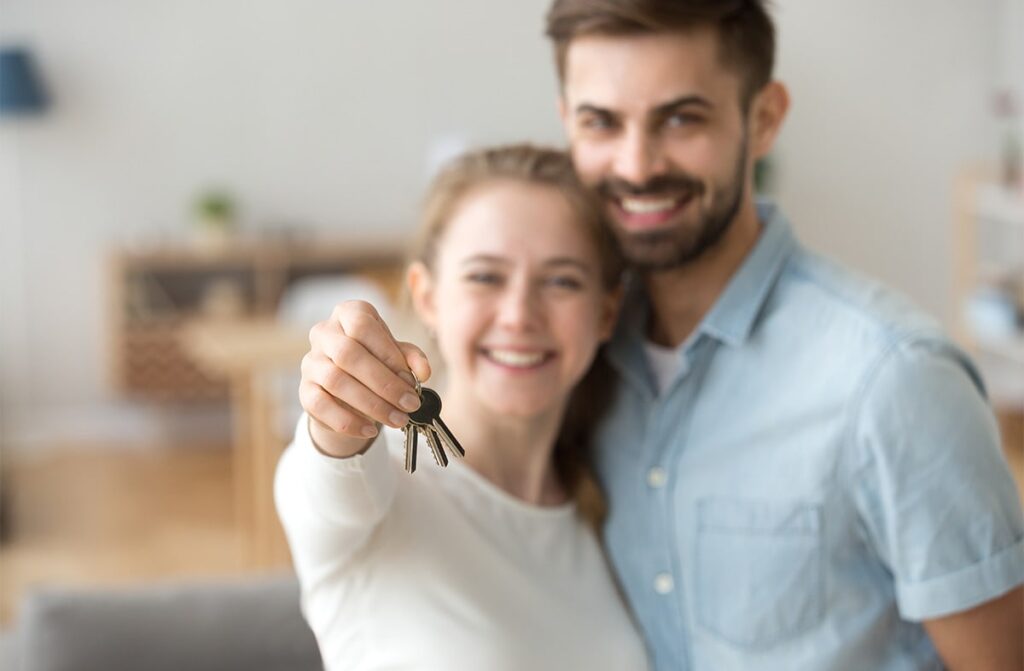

{"left": 0, "top": 0, "right": 1014, "bottom": 449}
{"left": 0, "top": 0, "right": 562, "bottom": 449}
{"left": 772, "top": 1, "right": 1003, "bottom": 323}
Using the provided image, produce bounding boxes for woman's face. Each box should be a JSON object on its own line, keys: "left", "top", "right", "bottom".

{"left": 411, "top": 179, "right": 619, "bottom": 421}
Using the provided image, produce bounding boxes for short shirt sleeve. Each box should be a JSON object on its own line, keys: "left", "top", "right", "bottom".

{"left": 849, "top": 337, "right": 1024, "bottom": 620}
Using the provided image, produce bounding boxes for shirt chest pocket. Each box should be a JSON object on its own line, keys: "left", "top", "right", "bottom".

{"left": 694, "top": 497, "right": 825, "bottom": 649}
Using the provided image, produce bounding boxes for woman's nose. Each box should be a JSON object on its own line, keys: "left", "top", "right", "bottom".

{"left": 496, "top": 281, "right": 540, "bottom": 331}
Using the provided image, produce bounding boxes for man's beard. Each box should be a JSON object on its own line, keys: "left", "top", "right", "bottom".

{"left": 596, "top": 137, "right": 748, "bottom": 271}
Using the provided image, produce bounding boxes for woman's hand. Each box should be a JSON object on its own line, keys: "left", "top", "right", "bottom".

{"left": 299, "top": 300, "right": 431, "bottom": 458}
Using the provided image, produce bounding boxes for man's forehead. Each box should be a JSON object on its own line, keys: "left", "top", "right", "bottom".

{"left": 562, "top": 29, "right": 736, "bottom": 110}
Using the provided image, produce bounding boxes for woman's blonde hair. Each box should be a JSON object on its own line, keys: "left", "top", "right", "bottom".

{"left": 411, "top": 143, "right": 622, "bottom": 290}
{"left": 409, "top": 143, "right": 622, "bottom": 530}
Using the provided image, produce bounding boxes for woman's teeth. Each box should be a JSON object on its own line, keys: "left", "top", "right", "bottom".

{"left": 485, "top": 349, "right": 547, "bottom": 367}
{"left": 620, "top": 196, "right": 679, "bottom": 214}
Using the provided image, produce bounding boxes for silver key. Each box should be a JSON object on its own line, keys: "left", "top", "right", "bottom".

{"left": 400, "top": 376, "right": 465, "bottom": 473}
{"left": 403, "top": 419, "right": 418, "bottom": 473}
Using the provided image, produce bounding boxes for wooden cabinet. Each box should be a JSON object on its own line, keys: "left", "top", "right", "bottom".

{"left": 107, "top": 239, "right": 404, "bottom": 402}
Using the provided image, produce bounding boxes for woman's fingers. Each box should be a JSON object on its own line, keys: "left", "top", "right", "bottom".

{"left": 302, "top": 351, "right": 414, "bottom": 428}
{"left": 308, "top": 303, "right": 422, "bottom": 416}
{"left": 335, "top": 302, "right": 411, "bottom": 378}
{"left": 397, "top": 341, "right": 431, "bottom": 384}
{"left": 300, "top": 380, "right": 378, "bottom": 440}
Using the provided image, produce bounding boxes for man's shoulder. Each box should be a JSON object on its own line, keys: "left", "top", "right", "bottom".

{"left": 771, "top": 246, "right": 946, "bottom": 351}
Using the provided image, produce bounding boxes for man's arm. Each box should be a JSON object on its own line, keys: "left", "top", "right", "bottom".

{"left": 923, "top": 586, "right": 1023, "bottom": 671}
{"left": 849, "top": 338, "right": 1024, "bottom": 664}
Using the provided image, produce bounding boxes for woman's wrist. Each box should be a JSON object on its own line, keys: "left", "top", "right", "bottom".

{"left": 307, "top": 415, "right": 379, "bottom": 459}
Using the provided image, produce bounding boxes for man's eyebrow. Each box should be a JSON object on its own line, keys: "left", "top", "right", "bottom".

{"left": 653, "top": 94, "right": 714, "bottom": 116}
{"left": 574, "top": 103, "right": 615, "bottom": 116}
{"left": 575, "top": 95, "right": 713, "bottom": 117}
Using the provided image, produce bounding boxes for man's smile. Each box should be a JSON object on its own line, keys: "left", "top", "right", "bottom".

{"left": 611, "top": 193, "right": 694, "bottom": 231}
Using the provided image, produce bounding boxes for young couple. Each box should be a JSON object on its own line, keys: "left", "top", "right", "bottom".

{"left": 276, "top": 2, "right": 1024, "bottom": 669}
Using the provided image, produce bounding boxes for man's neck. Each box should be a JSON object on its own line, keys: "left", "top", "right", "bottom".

{"left": 643, "top": 198, "right": 763, "bottom": 348}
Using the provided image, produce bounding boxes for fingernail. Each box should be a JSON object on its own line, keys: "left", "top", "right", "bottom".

{"left": 388, "top": 411, "right": 409, "bottom": 427}
{"left": 398, "top": 393, "right": 420, "bottom": 412}
{"left": 399, "top": 371, "right": 417, "bottom": 387}
{"left": 362, "top": 425, "right": 379, "bottom": 438}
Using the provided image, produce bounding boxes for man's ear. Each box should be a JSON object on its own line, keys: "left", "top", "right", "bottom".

{"left": 406, "top": 261, "right": 437, "bottom": 331}
{"left": 749, "top": 81, "right": 790, "bottom": 160}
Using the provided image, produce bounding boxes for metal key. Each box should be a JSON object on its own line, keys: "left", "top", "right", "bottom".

{"left": 400, "top": 376, "right": 465, "bottom": 473}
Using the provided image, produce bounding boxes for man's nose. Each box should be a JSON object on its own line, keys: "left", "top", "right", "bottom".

{"left": 612, "top": 127, "right": 666, "bottom": 187}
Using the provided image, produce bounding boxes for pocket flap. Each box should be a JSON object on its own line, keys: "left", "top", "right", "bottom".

{"left": 697, "top": 497, "right": 821, "bottom": 535}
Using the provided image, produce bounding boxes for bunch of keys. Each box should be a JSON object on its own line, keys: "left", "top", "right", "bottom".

{"left": 402, "top": 374, "right": 465, "bottom": 473}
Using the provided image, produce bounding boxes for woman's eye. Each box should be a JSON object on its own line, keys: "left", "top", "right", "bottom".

{"left": 465, "top": 272, "right": 502, "bottom": 285}
{"left": 545, "top": 275, "right": 584, "bottom": 290}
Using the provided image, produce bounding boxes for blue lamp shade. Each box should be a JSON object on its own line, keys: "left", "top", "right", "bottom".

{"left": 0, "top": 47, "right": 49, "bottom": 115}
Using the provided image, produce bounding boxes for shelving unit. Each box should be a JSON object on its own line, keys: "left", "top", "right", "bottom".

{"left": 954, "top": 168, "right": 1024, "bottom": 411}
{"left": 107, "top": 238, "right": 404, "bottom": 402}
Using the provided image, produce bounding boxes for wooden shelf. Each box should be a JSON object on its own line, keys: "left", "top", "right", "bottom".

{"left": 108, "top": 238, "right": 404, "bottom": 403}
{"left": 954, "top": 168, "right": 1024, "bottom": 410}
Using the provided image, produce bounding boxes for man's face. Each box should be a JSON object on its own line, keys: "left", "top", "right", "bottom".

{"left": 560, "top": 29, "right": 753, "bottom": 270}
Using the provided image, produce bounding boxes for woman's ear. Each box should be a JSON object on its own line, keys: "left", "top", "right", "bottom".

{"left": 598, "top": 285, "right": 624, "bottom": 342}
{"left": 406, "top": 261, "right": 438, "bottom": 332}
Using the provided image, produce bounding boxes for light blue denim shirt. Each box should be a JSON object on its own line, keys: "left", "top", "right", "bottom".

{"left": 595, "top": 200, "right": 1024, "bottom": 671}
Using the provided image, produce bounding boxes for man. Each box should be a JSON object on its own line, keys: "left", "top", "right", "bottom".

{"left": 546, "top": 1, "right": 1024, "bottom": 669}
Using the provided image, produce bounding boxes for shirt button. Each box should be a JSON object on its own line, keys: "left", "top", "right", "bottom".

{"left": 653, "top": 573, "right": 674, "bottom": 595}
{"left": 646, "top": 467, "right": 668, "bottom": 488}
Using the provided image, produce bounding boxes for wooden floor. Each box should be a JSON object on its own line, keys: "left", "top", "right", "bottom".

{"left": 0, "top": 412, "right": 1021, "bottom": 630}
{"left": 0, "top": 445, "right": 250, "bottom": 627}
{"left": 999, "top": 410, "right": 1024, "bottom": 498}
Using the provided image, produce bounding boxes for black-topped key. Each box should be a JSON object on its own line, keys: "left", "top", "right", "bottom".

{"left": 408, "top": 388, "right": 442, "bottom": 426}
{"left": 400, "top": 381, "right": 465, "bottom": 473}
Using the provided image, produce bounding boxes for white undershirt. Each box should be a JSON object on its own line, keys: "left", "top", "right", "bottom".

{"left": 275, "top": 416, "right": 650, "bottom": 671}
{"left": 643, "top": 339, "right": 687, "bottom": 397}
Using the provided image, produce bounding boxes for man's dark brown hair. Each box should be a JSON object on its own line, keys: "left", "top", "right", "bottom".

{"left": 546, "top": 0, "right": 776, "bottom": 107}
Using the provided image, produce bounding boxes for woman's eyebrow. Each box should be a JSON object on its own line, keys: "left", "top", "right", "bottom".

{"left": 459, "top": 255, "right": 593, "bottom": 272}
{"left": 544, "top": 257, "right": 594, "bottom": 273}
{"left": 460, "top": 254, "right": 508, "bottom": 266}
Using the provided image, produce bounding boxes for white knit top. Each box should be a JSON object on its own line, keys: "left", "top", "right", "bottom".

{"left": 274, "top": 416, "right": 650, "bottom": 671}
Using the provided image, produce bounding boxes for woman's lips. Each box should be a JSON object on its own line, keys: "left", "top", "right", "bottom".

{"left": 480, "top": 348, "right": 553, "bottom": 369}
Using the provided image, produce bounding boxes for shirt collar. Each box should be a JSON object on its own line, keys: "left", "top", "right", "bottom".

{"left": 701, "top": 199, "right": 796, "bottom": 347}
{"left": 606, "top": 199, "right": 797, "bottom": 381}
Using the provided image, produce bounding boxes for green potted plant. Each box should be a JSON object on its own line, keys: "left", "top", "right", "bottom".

{"left": 193, "top": 190, "right": 236, "bottom": 250}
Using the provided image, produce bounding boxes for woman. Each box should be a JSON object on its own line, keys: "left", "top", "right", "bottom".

{"left": 275, "top": 145, "right": 649, "bottom": 670}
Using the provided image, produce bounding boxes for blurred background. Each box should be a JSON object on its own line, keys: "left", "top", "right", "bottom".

{"left": 0, "top": 0, "right": 1022, "bottom": 666}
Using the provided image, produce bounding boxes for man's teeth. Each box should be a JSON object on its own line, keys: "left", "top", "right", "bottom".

{"left": 486, "top": 349, "right": 546, "bottom": 367}
{"left": 620, "top": 197, "right": 679, "bottom": 214}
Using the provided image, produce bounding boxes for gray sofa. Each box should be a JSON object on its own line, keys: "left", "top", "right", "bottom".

{"left": 0, "top": 573, "right": 322, "bottom": 671}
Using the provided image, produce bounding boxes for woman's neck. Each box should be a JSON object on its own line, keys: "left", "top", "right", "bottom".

{"left": 439, "top": 384, "right": 568, "bottom": 506}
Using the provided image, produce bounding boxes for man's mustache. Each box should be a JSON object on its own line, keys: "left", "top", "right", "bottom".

{"left": 596, "top": 174, "right": 704, "bottom": 199}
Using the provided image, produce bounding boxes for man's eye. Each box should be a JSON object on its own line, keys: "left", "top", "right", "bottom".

{"left": 665, "top": 113, "right": 702, "bottom": 128}
{"left": 581, "top": 114, "right": 616, "bottom": 132}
